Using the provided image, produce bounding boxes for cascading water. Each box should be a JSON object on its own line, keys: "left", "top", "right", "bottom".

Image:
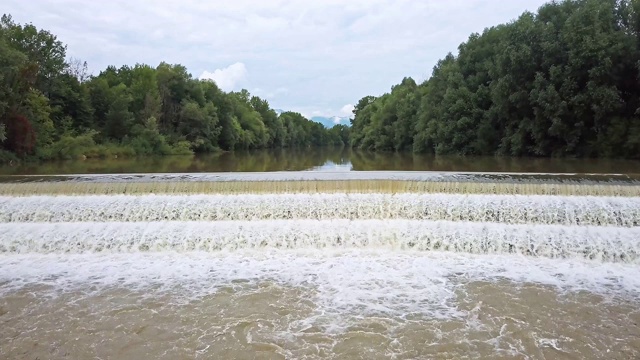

{"left": 2, "top": 179, "right": 640, "bottom": 196}
{"left": 2, "top": 220, "right": 639, "bottom": 262}
{"left": 1, "top": 189, "right": 639, "bottom": 259}
{"left": 1, "top": 193, "right": 639, "bottom": 226}
{"left": 1, "top": 172, "right": 639, "bottom": 359}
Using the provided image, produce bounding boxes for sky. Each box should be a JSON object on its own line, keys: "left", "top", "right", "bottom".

{"left": 4, "top": 0, "right": 549, "bottom": 119}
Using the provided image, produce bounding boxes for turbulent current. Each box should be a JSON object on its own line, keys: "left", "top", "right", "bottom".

{"left": 1, "top": 173, "right": 639, "bottom": 359}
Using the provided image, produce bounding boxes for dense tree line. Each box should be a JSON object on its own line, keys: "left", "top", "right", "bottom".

{"left": 350, "top": 0, "right": 640, "bottom": 158}
{"left": 0, "top": 15, "right": 346, "bottom": 162}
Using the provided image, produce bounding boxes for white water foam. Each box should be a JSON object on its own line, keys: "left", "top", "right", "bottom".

{"left": 1, "top": 220, "right": 638, "bottom": 262}
{"left": 1, "top": 251, "right": 638, "bottom": 319}
{"left": 2, "top": 193, "right": 638, "bottom": 226}
{"left": 1, "top": 181, "right": 638, "bottom": 332}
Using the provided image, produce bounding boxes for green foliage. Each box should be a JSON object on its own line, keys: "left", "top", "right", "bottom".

{"left": 46, "top": 130, "right": 98, "bottom": 160}
{"left": 127, "top": 116, "right": 180, "bottom": 156}
{"left": 23, "top": 89, "right": 55, "bottom": 154}
{"left": 86, "top": 77, "right": 111, "bottom": 130}
{"left": 0, "top": 14, "right": 66, "bottom": 96}
{"left": 278, "top": 111, "right": 329, "bottom": 147}
{"left": 350, "top": 0, "right": 640, "bottom": 158}
{"left": 328, "top": 124, "right": 350, "bottom": 146}
{"left": 178, "top": 100, "right": 220, "bottom": 152}
{"left": 104, "top": 84, "right": 133, "bottom": 140}
{"left": 0, "top": 148, "right": 18, "bottom": 163}
{"left": 0, "top": 14, "right": 340, "bottom": 163}
{"left": 9, "top": 0, "right": 640, "bottom": 161}
{"left": 169, "top": 140, "right": 194, "bottom": 155}
{"left": 83, "top": 143, "right": 136, "bottom": 159}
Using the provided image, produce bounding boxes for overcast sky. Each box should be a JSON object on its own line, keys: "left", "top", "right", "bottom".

{"left": 5, "top": 0, "right": 548, "bottom": 118}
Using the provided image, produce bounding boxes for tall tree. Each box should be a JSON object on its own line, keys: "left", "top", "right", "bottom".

{"left": 104, "top": 84, "right": 133, "bottom": 141}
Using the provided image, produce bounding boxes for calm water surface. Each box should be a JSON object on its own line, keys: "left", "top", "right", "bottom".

{"left": 1, "top": 148, "right": 639, "bottom": 175}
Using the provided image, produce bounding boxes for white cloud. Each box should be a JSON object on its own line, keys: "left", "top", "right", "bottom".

{"left": 273, "top": 87, "right": 289, "bottom": 96}
{"left": 199, "top": 62, "right": 248, "bottom": 91}
{"left": 253, "top": 87, "right": 289, "bottom": 100}
{"left": 339, "top": 104, "right": 355, "bottom": 117}
{"left": 332, "top": 116, "right": 344, "bottom": 124}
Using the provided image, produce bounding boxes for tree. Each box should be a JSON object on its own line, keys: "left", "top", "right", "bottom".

{"left": 1, "top": 13, "right": 340, "bottom": 161}
{"left": 104, "top": 84, "right": 133, "bottom": 140}
{"left": 227, "top": 90, "right": 268, "bottom": 148}
{"left": 0, "top": 28, "right": 30, "bottom": 130}
{"left": 86, "top": 77, "right": 111, "bottom": 130}
{"left": 156, "top": 62, "right": 190, "bottom": 132}
{"left": 23, "top": 89, "right": 55, "bottom": 151}
{"left": 48, "top": 73, "right": 94, "bottom": 132}
{"left": 1, "top": 14, "right": 66, "bottom": 96}
{"left": 178, "top": 100, "right": 221, "bottom": 152}
{"left": 329, "top": 124, "right": 350, "bottom": 146}
{"left": 129, "top": 64, "right": 161, "bottom": 122}
{"left": 6, "top": 114, "right": 36, "bottom": 155}
{"left": 250, "top": 96, "right": 280, "bottom": 146}
{"left": 351, "top": 0, "right": 640, "bottom": 158}
{"left": 129, "top": 116, "right": 173, "bottom": 155}
{"left": 66, "top": 57, "right": 89, "bottom": 83}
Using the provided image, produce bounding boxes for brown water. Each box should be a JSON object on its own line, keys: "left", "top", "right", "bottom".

{"left": 1, "top": 283, "right": 638, "bottom": 360}
{"left": 1, "top": 148, "right": 639, "bottom": 175}
{"left": 1, "top": 252, "right": 639, "bottom": 360}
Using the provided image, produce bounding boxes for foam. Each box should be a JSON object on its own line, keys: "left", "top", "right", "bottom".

{"left": 1, "top": 220, "right": 638, "bottom": 262}
{"left": 1, "top": 171, "right": 637, "bottom": 325}
{"left": 2, "top": 193, "right": 638, "bottom": 226}
{"left": 0, "top": 251, "right": 638, "bottom": 318}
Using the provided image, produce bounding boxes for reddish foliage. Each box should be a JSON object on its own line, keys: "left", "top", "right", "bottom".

{"left": 19, "top": 63, "right": 39, "bottom": 88}
{"left": 6, "top": 114, "right": 37, "bottom": 156}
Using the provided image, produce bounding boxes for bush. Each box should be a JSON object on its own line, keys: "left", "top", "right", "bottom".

{"left": 126, "top": 117, "right": 192, "bottom": 156}
{"left": 47, "top": 131, "right": 98, "bottom": 160}
{"left": 0, "top": 149, "right": 19, "bottom": 164}
{"left": 84, "top": 143, "right": 136, "bottom": 158}
{"left": 167, "top": 141, "right": 194, "bottom": 155}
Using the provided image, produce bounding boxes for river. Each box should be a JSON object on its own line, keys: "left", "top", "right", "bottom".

{"left": 1, "top": 148, "right": 639, "bottom": 175}
{"left": 0, "top": 149, "right": 639, "bottom": 359}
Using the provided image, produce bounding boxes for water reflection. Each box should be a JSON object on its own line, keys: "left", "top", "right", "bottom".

{"left": 350, "top": 151, "right": 640, "bottom": 173}
{"left": 0, "top": 147, "right": 639, "bottom": 175}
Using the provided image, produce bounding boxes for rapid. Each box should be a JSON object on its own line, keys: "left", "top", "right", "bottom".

{"left": 1, "top": 172, "right": 639, "bottom": 359}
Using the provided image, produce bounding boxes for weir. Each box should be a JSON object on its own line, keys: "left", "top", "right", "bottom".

{"left": 1, "top": 220, "right": 639, "bottom": 262}
{"left": 1, "top": 180, "right": 640, "bottom": 196}
{"left": 0, "top": 172, "right": 638, "bottom": 264}
{"left": 1, "top": 193, "right": 639, "bottom": 226}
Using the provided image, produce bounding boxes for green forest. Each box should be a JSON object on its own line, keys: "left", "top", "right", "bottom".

{"left": 0, "top": 14, "right": 349, "bottom": 162}
{"left": 2, "top": 0, "right": 640, "bottom": 162}
{"left": 350, "top": 0, "right": 640, "bottom": 158}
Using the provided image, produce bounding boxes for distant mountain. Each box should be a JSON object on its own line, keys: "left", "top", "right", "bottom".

{"left": 311, "top": 116, "right": 350, "bottom": 128}
{"left": 274, "top": 109, "right": 350, "bottom": 128}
